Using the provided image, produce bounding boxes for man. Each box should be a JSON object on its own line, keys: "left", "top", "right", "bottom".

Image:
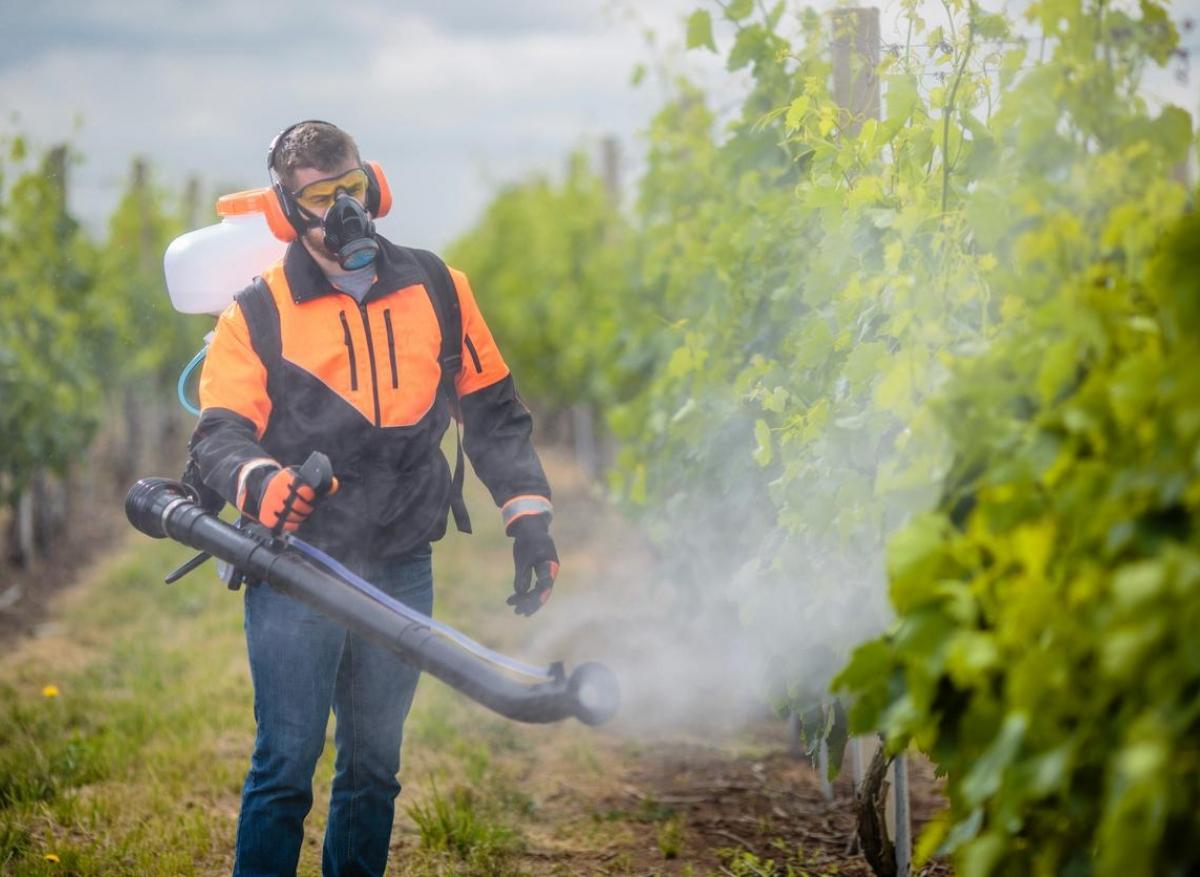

{"left": 188, "top": 120, "right": 559, "bottom": 877}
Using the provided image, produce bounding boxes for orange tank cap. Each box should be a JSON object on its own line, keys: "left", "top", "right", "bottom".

{"left": 216, "top": 188, "right": 270, "bottom": 217}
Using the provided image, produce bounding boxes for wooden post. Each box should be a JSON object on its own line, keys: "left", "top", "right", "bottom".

{"left": 31, "top": 471, "right": 66, "bottom": 554}
{"left": 184, "top": 175, "right": 202, "bottom": 230}
{"left": 46, "top": 145, "right": 69, "bottom": 205}
{"left": 133, "top": 158, "right": 156, "bottom": 274}
{"left": 600, "top": 136, "right": 621, "bottom": 206}
{"left": 571, "top": 404, "right": 599, "bottom": 480}
{"left": 850, "top": 736, "right": 866, "bottom": 791}
{"left": 831, "top": 7, "right": 881, "bottom": 137}
{"left": 892, "top": 755, "right": 912, "bottom": 876}
{"left": 13, "top": 489, "right": 35, "bottom": 568}
{"left": 817, "top": 736, "right": 835, "bottom": 802}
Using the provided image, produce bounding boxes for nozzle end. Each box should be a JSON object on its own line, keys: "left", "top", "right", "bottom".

{"left": 125, "top": 477, "right": 189, "bottom": 539}
{"left": 569, "top": 662, "right": 620, "bottom": 726}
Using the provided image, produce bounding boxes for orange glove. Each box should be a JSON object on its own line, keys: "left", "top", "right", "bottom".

{"left": 248, "top": 466, "right": 340, "bottom": 532}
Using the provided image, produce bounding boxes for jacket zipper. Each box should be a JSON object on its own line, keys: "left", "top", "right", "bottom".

{"left": 464, "top": 333, "right": 483, "bottom": 373}
{"left": 358, "top": 303, "right": 383, "bottom": 426}
{"left": 383, "top": 309, "right": 399, "bottom": 389}
{"left": 339, "top": 311, "right": 358, "bottom": 391}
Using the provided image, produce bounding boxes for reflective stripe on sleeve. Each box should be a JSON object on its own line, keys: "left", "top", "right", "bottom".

{"left": 236, "top": 458, "right": 280, "bottom": 511}
{"left": 501, "top": 494, "right": 553, "bottom": 531}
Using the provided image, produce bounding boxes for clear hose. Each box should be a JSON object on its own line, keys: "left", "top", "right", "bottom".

{"left": 177, "top": 347, "right": 207, "bottom": 416}
{"left": 286, "top": 534, "right": 555, "bottom": 682}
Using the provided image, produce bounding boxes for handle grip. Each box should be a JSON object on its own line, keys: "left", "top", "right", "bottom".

{"left": 269, "top": 451, "right": 335, "bottom": 539}
{"left": 296, "top": 451, "right": 335, "bottom": 500}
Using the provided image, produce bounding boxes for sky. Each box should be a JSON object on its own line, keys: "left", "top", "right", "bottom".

{"left": 2, "top": 0, "right": 1196, "bottom": 251}
{"left": 0, "top": 0, "right": 720, "bottom": 249}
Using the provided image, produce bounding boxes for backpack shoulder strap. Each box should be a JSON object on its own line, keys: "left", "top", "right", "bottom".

{"left": 234, "top": 276, "right": 282, "bottom": 378}
{"left": 410, "top": 248, "right": 473, "bottom": 534}
{"left": 410, "top": 249, "right": 462, "bottom": 400}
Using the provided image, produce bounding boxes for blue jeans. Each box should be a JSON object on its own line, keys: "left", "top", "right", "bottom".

{"left": 233, "top": 546, "right": 433, "bottom": 877}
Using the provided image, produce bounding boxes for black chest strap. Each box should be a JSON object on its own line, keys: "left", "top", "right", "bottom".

{"left": 411, "top": 249, "right": 473, "bottom": 535}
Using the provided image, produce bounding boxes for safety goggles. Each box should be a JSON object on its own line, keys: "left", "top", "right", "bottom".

{"left": 291, "top": 168, "right": 370, "bottom": 214}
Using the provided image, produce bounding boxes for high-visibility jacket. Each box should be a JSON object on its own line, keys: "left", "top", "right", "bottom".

{"left": 188, "top": 237, "right": 552, "bottom": 569}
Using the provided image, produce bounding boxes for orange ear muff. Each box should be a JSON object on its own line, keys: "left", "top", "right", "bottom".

{"left": 263, "top": 185, "right": 299, "bottom": 241}
{"left": 364, "top": 161, "right": 392, "bottom": 219}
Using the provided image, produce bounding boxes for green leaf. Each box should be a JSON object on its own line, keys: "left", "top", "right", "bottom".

{"left": 727, "top": 24, "right": 766, "bottom": 71}
{"left": 973, "top": 10, "right": 1009, "bottom": 40}
{"left": 753, "top": 418, "right": 773, "bottom": 466}
{"left": 726, "top": 0, "right": 753, "bottom": 21}
{"left": 945, "top": 631, "right": 1000, "bottom": 686}
{"left": 834, "top": 639, "right": 891, "bottom": 691}
{"left": 960, "top": 713, "right": 1028, "bottom": 808}
{"left": 1035, "top": 337, "right": 1078, "bottom": 405}
{"left": 665, "top": 345, "right": 694, "bottom": 379}
{"left": 685, "top": 10, "right": 716, "bottom": 52}
{"left": 1113, "top": 560, "right": 1166, "bottom": 607}
{"left": 1152, "top": 106, "right": 1194, "bottom": 163}
{"left": 887, "top": 515, "right": 952, "bottom": 611}
{"left": 938, "top": 808, "right": 983, "bottom": 855}
{"left": 885, "top": 74, "right": 919, "bottom": 125}
{"left": 784, "top": 95, "right": 811, "bottom": 131}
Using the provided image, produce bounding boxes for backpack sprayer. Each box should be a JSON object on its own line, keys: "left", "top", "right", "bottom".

{"left": 135, "top": 196, "right": 620, "bottom": 727}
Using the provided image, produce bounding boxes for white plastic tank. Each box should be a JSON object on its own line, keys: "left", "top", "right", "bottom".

{"left": 163, "top": 189, "right": 288, "bottom": 315}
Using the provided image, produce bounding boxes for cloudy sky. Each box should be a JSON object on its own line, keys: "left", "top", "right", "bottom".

{"left": 1, "top": 0, "right": 733, "bottom": 249}
{"left": 3, "top": 0, "right": 1196, "bottom": 250}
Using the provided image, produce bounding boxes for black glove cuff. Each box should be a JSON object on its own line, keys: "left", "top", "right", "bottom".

{"left": 508, "top": 514, "right": 550, "bottom": 539}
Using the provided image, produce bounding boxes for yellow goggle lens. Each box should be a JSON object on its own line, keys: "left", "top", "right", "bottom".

{"left": 292, "top": 168, "right": 370, "bottom": 213}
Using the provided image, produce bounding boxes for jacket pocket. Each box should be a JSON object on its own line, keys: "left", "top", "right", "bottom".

{"left": 464, "top": 333, "right": 483, "bottom": 374}
{"left": 339, "top": 310, "right": 358, "bottom": 391}
{"left": 383, "top": 309, "right": 399, "bottom": 389}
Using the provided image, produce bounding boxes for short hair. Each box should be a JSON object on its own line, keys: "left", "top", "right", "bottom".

{"left": 271, "top": 121, "right": 361, "bottom": 188}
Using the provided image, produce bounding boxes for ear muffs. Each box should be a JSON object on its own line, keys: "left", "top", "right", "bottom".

{"left": 267, "top": 119, "right": 331, "bottom": 242}
{"left": 263, "top": 184, "right": 300, "bottom": 242}
{"left": 364, "top": 161, "right": 392, "bottom": 219}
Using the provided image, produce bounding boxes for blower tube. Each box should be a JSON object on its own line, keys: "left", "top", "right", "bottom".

{"left": 125, "top": 477, "right": 619, "bottom": 727}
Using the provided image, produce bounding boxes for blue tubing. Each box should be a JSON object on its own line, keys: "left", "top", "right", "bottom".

{"left": 177, "top": 347, "right": 207, "bottom": 416}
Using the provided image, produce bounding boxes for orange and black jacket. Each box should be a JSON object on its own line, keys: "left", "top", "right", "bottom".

{"left": 188, "top": 237, "right": 552, "bottom": 568}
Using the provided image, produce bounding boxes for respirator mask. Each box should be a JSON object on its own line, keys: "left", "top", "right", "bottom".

{"left": 322, "top": 193, "right": 379, "bottom": 270}
{"left": 292, "top": 168, "right": 380, "bottom": 270}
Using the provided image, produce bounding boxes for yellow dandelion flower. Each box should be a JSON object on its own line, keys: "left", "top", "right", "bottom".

{"left": 42, "top": 684, "right": 60, "bottom": 699}
{"left": 44, "top": 853, "right": 60, "bottom": 863}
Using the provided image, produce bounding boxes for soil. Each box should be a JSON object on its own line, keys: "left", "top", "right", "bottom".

{"left": 498, "top": 726, "right": 950, "bottom": 876}
{"left": 0, "top": 476, "right": 133, "bottom": 647}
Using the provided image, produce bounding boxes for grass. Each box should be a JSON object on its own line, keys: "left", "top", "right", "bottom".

{"left": 716, "top": 842, "right": 844, "bottom": 877}
{"left": 0, "top": 536, "right": 251, "bottom": 874}
{"left": 656, "top": 815, "right": 684, "bottom": 860}
{"left": 406, "top": 779, "right": 524, "bottom": 875}
{"left": 0, "top": 457, "right": 599, "bottom": 876}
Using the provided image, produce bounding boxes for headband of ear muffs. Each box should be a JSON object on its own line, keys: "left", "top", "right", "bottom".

{"left": 263, "top": 120, "right": 391, "bottom": 243}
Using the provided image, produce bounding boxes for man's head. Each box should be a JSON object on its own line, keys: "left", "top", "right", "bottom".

{"left": 269, "top": 121, "right": 362, "bottom": 193}
{"left": 268, "top": 121, "right": 379, "bottom": 269}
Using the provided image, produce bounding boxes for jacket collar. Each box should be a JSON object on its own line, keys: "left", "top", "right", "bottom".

{"left": 284, "top": 237, "right": 427, "bottom": 305}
